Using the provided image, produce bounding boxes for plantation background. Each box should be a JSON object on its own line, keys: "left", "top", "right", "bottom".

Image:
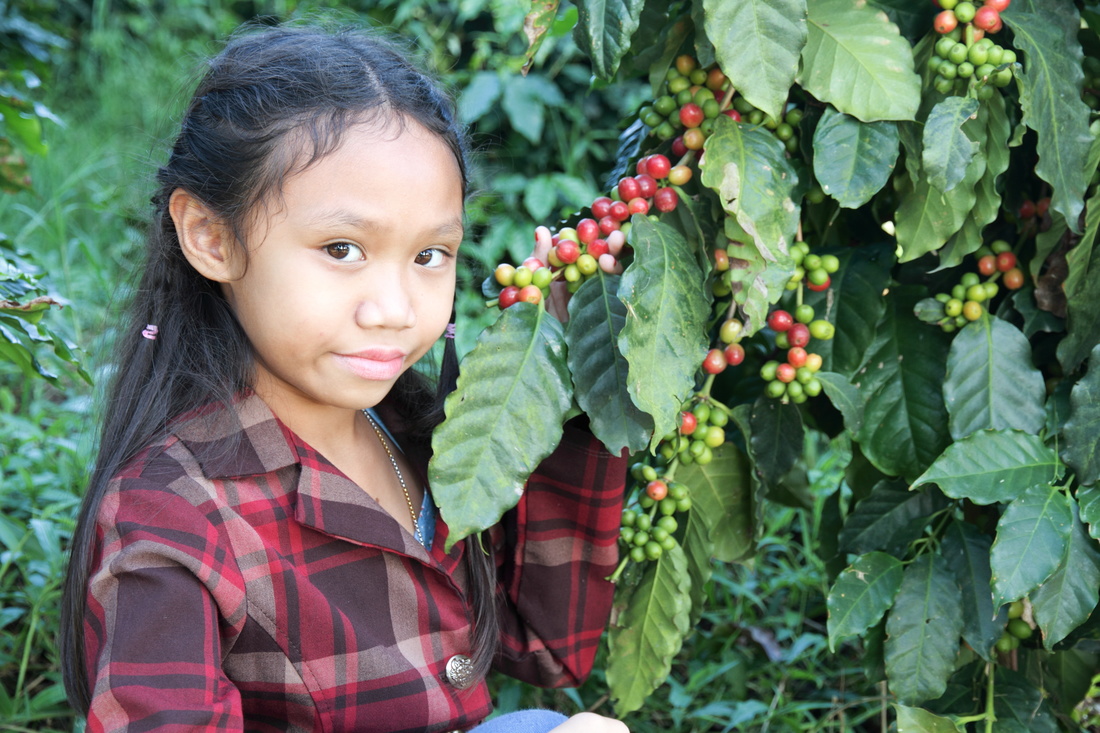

{"left": 5, "top": 1, "right": 1099, "bottom": 731}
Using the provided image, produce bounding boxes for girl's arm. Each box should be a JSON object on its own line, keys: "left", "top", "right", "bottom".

{"left": 491, "top": 418, "right": 627, "bottom": 687}
{"left": 83, "top": 463, "right": 246, "bottom": 730}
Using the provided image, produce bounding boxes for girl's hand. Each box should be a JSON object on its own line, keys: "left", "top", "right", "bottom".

{"left": 531, "top": 226, "right": 625, "bottom": 324}
{"left": 548, "top": 712, "right": 630, "bottom": 733}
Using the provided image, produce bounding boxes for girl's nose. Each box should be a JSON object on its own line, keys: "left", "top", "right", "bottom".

{"left": 354, "top": 267, "right": 417, "bottom": 330}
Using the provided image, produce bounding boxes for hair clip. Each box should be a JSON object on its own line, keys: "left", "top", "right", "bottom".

{"left": 445, "top": 323, "right": 456, "bottom": 339}
{"left": 141, "top": 324, "right": 159, "bottom": 340}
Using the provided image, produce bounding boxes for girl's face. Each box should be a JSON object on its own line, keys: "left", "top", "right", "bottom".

{"left": 223, "top": 119, "right": 464, "bottom": 429}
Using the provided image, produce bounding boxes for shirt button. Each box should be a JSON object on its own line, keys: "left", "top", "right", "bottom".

{"left": 445, "top": 653, "right": 474, "bottom": 689}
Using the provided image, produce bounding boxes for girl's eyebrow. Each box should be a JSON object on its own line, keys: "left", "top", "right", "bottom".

{"left": 307, "top": 210, "right": 464, "bottom": 239}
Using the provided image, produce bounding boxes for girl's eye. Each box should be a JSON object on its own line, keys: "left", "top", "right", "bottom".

{"left": 324, "top": 242, "right": 365, "bottom": 262}
{"left": 415, "top": 248, "right": 449, "bottom": 268}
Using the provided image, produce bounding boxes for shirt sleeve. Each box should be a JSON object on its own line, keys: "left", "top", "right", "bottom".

{"left": 491, "top": 418, "right": 628, "bottom": 687}
{"left": 84, "top": 462, "right": 247, "bottom": 732}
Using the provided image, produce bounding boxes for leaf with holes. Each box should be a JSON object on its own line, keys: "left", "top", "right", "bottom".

{"left": 431, "top": 304, "right": 573, "bottom": 550}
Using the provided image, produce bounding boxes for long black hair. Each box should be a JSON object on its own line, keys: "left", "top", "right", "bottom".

{"left": 59, "top": 23, "right": 495, "bottom": 713}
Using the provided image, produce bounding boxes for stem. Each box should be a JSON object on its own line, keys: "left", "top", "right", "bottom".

{"left": 701, "top": 373, "right": 717, "bottom": 396}
{"left": 984, "top": 660, "right": 996, "bottom": 733}
{"left": 606, "top": 555, "right": 630, "bottom": 583}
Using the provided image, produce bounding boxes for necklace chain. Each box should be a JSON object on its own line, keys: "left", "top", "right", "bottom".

{"left": 363, "top": 411, "right": 424, "bottom": 546}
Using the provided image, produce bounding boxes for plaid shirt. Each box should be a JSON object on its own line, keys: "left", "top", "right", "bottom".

{"left": 83, "top": 393, "right": 626, "bottom": 733}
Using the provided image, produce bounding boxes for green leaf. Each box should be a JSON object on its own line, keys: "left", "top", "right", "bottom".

{"left": 677, "top": 442, "right": 755, "bottom": 564}
{"left": 723, "top": 236, "right": 796, "bottom": 336}
{"left": 1045, "top": 649, "right": 1100, "bottom": 717}
{"left": 749, "top": 395, "right": 804, "bottom": 489}
{"left": 922, "top": 96, "right": 980, "bottom": 193}
{"left": 457, "top": 71, "right": 502, "bottom": 124}
{"left": 566, "top": 274, "right": 652, "bottom": 455}
{"left": 911, "top": 430, "right": 1061, "bottom": 506}
{"left": 572, "top": 0, "right": 646, "bottom": 79}
{"left": 816, "top": 371, "right": 864, "bottom": 435}
{"left": 941, "top": 521, "right": 1002, "bottom": 660}
{"left": 799, "top": 0, "right": 921, "bottom": 122}
{"left": 894, "top": 705, "right": 963, "bottom": 733}
{"left": 943, "top": 317, "right": 1046, "bottom": 441}
{"left": 607, "top": 542, "right": 692, "bottom": 716}
{"left": 618, "top": 216, "right": 710, "bottom": 447}
{"left": 827, "top": 551, "right": 903, "bottom": 651}
{"left": 1031, "top": 500, "right": 1100, "bottom": 649}
{"left": 521, "top": 0, "right": 560, "bottom": 72}
{"left": 812, "top": 107, "right": 899, "bottom": 208}
{"left": 1064, "top": 344, "right": 1100, "bottom": 486}
{"left": 524, "top": 175, "right": 558, "bottom": 221}
{"left": 1002, "top": 7, "right": 1092, "bottom": 233}
{"left": 700, "top": 116, "right": 800, "bottom": 268}
{"left": 1057, "top": 193, "right": 1100, "bottom": 372}
{"left": 885, "top": 553, "right": 963, "bottom": 705}
{"left": 802, "top": 243, "right": 894, "bottom": 376}
{"left": 990, "top": 484, "right": 1073, "bottom": 606}
{"left": 867, "top": 0, "right": 935, "bottom": 43}
{"left": 1080, "top": 487, "right": 1100, "bottom": 541}
{"left": 704, "top": 0, "right": 808, "bottom": 121}
{"left": 430, "top": 305, "right": 573, "bottom": 549}
{"left": 501, "top": 74, "right": 563, "bottom": 144}
{"left": 895, "top": 137, "right": 985, "bottom": 263}
{"left": 991, "top": 666, "right": 1060, "bottom": 733}
{"left": 839, "top": 480, "right": 949, "bottom": 558}
{"left": 851, "top": 287, "right": 952, "bottom": 480}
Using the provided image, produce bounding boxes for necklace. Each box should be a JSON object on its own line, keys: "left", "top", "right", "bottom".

{"left": 363, "top": 410, "right": 424, "bottom": 546}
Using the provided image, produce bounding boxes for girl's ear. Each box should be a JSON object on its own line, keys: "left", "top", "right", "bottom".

{"left": 170, "top": 188, "right": 242, "bottom": 282}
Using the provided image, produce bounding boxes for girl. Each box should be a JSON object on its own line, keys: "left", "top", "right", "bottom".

{"left": 59, "top": 24, "right": 628, "bottom": 733}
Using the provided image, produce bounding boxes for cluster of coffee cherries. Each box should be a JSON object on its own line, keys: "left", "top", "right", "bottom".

{"left": 618, "top": 463, "right": 694, "bottom": 564}
{"left": 1017, "top": 196, "right": 1050, "bottom": 221}
{"left": 728, "top": 99, "right": 804, "bottom": 155}
{"left": 926, "top": 240, "right": 1024, "bottom": 331}
{"left": 930, "top": 1, "right": 1015, "bottom": 99}
{"left": 493, "top": 255, "right": 554, "bottom": 308}
{"left": 655, "top": 396, "right": 730, "bottom": 467}
{"left": 638, "top": 54, "right": 730, "bottom": 148}
{"left": 786, "top": 241, "right": 839, "bottom": 292}
{"left": 995, "top": 600, "right": 1033, "bottom": 653}
{"left": 700, "top": 317, "right": 747, "bottom": 375}
{"left": 760, "top": 306, "right": 835, "bottom": 403}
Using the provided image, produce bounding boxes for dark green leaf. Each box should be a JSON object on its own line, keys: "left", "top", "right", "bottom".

{"left": 1032, "top": 500, "right": 1100, "bottom": 648}
{"left": 700, "top": 117, "right": 801, "bottom": 281}
{"left": 618, "top": 216, "right": 710, "bottom": 447}
{"left": 749, "top": 395, "right": 804, "bottom": 489}
{"left": 677, "top": 442, "right": 754, "bottom": 564}
{"left": 803, "top": 243, "right": 894, "bottom": 376}
{"left": 1064, "top": 345, "right": 1100, "bottom": 486}
{"left": 922, "top": 96, "right": 980, "bottom": 193}
{"left": 566, "top": 274, "right": 652, "bottom": 455}
{"left": 1057, "top": 192, "right": 1100, "bottom": 372}
{"left": 431, "top": 305, "right": 573, "bottom": 549}
{"left": 885, "top": 554, "right": 963, "bottom": 705}
{"left": 812, "top": 108, "right": 899, "bottom": 209}
{"left": 990, "top": 484, "right": 1073, "bottom": 606}
{"left": 867, "top": 0, "right": 935, "bottom": 43}
{"left": 799, "top": 0, "right": 920, "bottom": 121}
{"left": 704, "top": 0, "right": 808, "bottom": 121}
{"left": 1003, "top": 5, "right": 1091, "bottom": 233}
{"left": 991, "top": 666, "right": 1059, "bottom": 733}
{"left": 1044, "top": 649, "right": 1099, "bottom": 716}
{"left": 941, "top": 521, "right": 1002, "bottom": 660}
{"left": 1011, "top": 286, "right": 1064, "bottom": 338}
{"left": 827, "top": 551, "right": 903, "bottom": 651}
{"left": 816, "top": 371, "right": 864, "bottom": 435}
{"left": 1080, "top": 487, "right": 1100, "bottom": 541}
{"left": 607, "top": 542, "right": 692, "bottom": 716}
{"left": 573, "top": 0, "right": 646, "bottom": 79}
{"left": 839, "top": 480, "right": 948, "bottom": 558}
{"left": 912, "top": 430, "right": 1061, "bottom": 506}
{"left": 851, "top": 287, "right": 952, "bottom": 480}
{"left": 943, "top": 317, "right": 1046, "bottom": 441}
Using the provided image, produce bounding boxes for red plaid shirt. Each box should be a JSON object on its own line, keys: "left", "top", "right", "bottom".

{"left": 83, "top": 393, "right": 626, "bottom": 732}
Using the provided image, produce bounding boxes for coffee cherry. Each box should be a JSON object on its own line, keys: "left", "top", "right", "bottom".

{"left": 628, "top": 197, "right": 650, "bottom": 215}
{"left": 683, "top": 128, "right": 706, "bottom": 150}
{"left": 934, "top": 10, "right": 958, "bottom": 33}
{"left": 978, "top": 254, "right": 997, "bottom": 276}
{"left": 1007, "top": 618, "right": 1033, "bottom": 640}
{"left": 807, "top": 275, "right": 831, "bottom": 292}
{"left": 680, "top": 103, "right": 705, "bottom": 128}
{"left": 668, "top": 165, "right": 692, "bottom": 186}
{"left": 768, "top": 309, "right": 794, "bottom": 332}
{"left": 760, "top": 360, "right": 779, "bottom": 381}
{"left": 680, "top": 411, "right": 698, "bottom": 435}
{"left": 646, "top": 154, "right": 671, "bottom": 179}
{"left": 963, "top": 300, "right": 983, "bottom": 320}
{"left": 635, "top": 174, "right": 658, "bottom": 199}
{"left": 671, "top": 136, "right": 688, "bottom": 158}
{"left": 518, "top": 285, "right": 542, "bottom": 304}
{"left": 724, "top": 342, "right": 745, "bottom": 366}
{"left": 498, "top": 286, "right": 520, "bottom": 309}
{"left": 1018, "top": 199, "right": 1036, "bottom": 218}
{"left": 1003, "top": 267, "right": 1025, "bottom": 290}
{"left": 809, "top": 319, "right": 835, "bottom": 340}
{"left": 776, "top": 363, "right": 797, "bottom": 383}
{"left": 577, "top": 253, "right": 599, "bottom": 276}
{"left": 996, "top": 251, "right": 1017, "bottom": 272}
{"left": 719, "top": 318, "right": 743, "bottom": 343}
{"left": 788, "top": 347, "right": 808, "bottom": 368}
{"left": 702, "top": 348, "right": 728, "bottom": 374}
{"left": 532, "top": 267, "right": 553, "bottom": 289}
{"left": 646, "top": 479, "right": 669, "bottom": 501}
{"left": 654, "top": 187, "right": 679, "bottom": 213}
{"left": 495, "top": 263, "right": 516, "bottom": 286}
{"left": 618, "top": 177, "right": 641, "bottom": 203}
{"left": 973, "top": 6, "right": 1000, "bottom": 32}
{"left": 954, "top": 1, "right": 976, "bottom": 23}
{"left": 714, "top": 249, "right": 730, "bottom": 271}
{"left": 598, "top": 216, "right": 619, "bottom": 236}
{"left": 788, "top": 323, "right": 811, "bottom": 348}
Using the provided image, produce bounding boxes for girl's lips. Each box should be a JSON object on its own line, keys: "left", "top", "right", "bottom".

{"left": 333, "top": 350, "right": 407, "bottom": 381}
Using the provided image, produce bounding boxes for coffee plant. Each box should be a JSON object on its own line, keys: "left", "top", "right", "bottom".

{"left": 430, "top": 0, "right": 1100, "bottom": 728}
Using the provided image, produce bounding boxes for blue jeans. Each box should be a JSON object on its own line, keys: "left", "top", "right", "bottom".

{"left": 471, "top": 709, "right": 569, "bottom": 733}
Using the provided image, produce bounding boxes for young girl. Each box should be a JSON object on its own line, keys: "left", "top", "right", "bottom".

{"left": 59, "top": 25, "right": 629, "bottom": 733}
